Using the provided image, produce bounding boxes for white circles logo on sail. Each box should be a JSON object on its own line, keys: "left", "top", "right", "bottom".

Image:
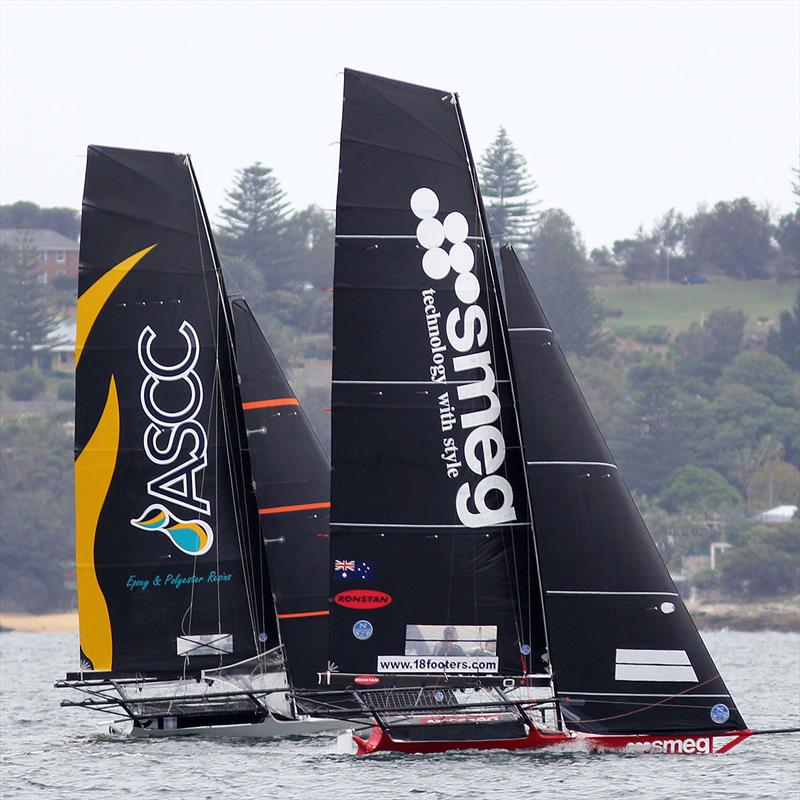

{"left": 412, "top": 189, "right": 479, "bottom": 305}
{"left": 411, "top": 188, "right": 516, "bottom": 529}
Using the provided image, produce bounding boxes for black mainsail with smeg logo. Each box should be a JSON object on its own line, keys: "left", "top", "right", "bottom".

{"left": 329, "top": 69, "right": 546, "bottom": 680}
{"left": 325, "top": 70, "right": 748, "bottom": 749}
{"left": 75, "top": 146, "right": 277, "bottom": 673}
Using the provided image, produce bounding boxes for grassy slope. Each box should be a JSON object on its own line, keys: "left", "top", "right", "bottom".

{"left": 597, "top": 277, "right": 798, "bottom": 332}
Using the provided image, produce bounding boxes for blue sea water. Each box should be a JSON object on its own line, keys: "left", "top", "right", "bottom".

{"left": 1, "top": 630, "right": 798, "bottom": 799}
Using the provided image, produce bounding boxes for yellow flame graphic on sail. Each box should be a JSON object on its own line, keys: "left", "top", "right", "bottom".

{"left": 75, "top": 376, "right": 120, "bottom": 670}
{"left": 75, "top": 244, "right": 157, "bottom": 366}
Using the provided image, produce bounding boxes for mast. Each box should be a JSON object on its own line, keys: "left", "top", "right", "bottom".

{"left": 327, "top": 70, "right": 547, "bottom": 682}
{"left": 75, "top": 146, "right": 278, "bottom": 674}
{"left": 500, "top": 245, "right": 747, "bottom": 735}
{"left": 451, "top": 94, "right": 551, "bottom": 673}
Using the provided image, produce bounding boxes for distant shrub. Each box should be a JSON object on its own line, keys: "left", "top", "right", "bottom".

{"left": 634, "top": 325, "right": 671, "bottom": 345}
{"left": 660, "top": 466, "right": 743, "bottom": 513}
{"left": 614, "top": 325, "right": 671, "bottom": 345}
{"left": 301, "top": 336, "right": 332, "bottom": 360}
{"left": 718, "top": 520, "right": 800, "bottom": 597}
{"left": 691, "top": 568, "right": 719, "bottom": 590}
{"left": 51, "top": 272, "right": 77, "bottom": 292}
{"left": 615, "top": 325, "right": 638, "bottom": 338}
{"left": 6, "top": 368, "right": 46, "bottom": 401}
{"left": 56, "top": 379, "right": 74, "bottom": 401}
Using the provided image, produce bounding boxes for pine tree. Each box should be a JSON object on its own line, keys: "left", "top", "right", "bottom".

{"left": 217, "top": 163, "right": 294, "bottom": 290}
{"left": 479, "top": 127, "right": 539, "bottom": 244}
{"left": 522, "top": 209, "right": 610, "bottom": 357}
{"left": 0, "top": 241, "right": 60, "bottom": 368}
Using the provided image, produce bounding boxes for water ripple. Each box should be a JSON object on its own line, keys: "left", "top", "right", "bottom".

{"left": 0, "top": 630, "right": 798, "bottom": 799}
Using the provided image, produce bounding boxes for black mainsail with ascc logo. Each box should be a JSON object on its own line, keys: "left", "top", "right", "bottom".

{"left": 61, "top": 146, "right": 342, "bottom": 738}
{"left": 318, "top": 70, "right": 754, "bottom": 756}
{"left": 74, "top": 146, "right": 275, "bottom": 674}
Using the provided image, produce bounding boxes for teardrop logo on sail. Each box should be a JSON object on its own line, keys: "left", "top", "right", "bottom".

{"left": 131, "top": 504, "right": 213, "bottom": 557}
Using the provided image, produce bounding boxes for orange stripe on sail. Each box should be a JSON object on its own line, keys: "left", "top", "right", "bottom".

{"left": 259, "top": 502, "right": 330, "bottom": 515}
{"left": 277, "top": 610, "right": 330, "bottom": 619}
{"left": 242, "top": 398, "right": 299, "bottom": 410}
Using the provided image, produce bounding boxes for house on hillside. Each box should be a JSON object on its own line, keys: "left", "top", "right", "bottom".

{"left": 758, "top": 505, "right": 798, "bottom": 525}
{"left": 32, "top": 320, "right": 76, "bottom": 374}
{"left": 0, "top": 228, "right": 79, "bottom": 283}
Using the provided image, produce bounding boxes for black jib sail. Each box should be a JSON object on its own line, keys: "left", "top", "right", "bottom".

{"left": 500, "top": 245, "right": 746, "bottom": 734}
{"left": 328, "top": 70, "right": 546, "bottom": 681}
{"left": 75, "top": 146, "right": 277, "bottom": 673}
{"left": 231, "top": 297, "right": 330, "bottom": 688}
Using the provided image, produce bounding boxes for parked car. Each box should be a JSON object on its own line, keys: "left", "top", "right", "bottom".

{"left": 682, "top": 275, "right": 711, "bottom": 285}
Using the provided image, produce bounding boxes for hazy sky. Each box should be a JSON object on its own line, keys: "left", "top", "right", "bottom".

{"left": 1, "top": 0, "right": 798, "bottom": 248}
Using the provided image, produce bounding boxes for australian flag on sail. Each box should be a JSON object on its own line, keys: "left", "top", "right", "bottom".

{"left": 334, "top": 560, "right": 375, "bottom": 580}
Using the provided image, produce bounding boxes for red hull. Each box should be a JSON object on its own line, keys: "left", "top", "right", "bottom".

{"left": 353, "top": 725, "right": 753, "bottom": 756}
{"left": 354, "top": 723, "right": 572, "bottom": 755}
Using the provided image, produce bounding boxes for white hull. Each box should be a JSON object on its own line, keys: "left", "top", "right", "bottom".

{"left": 121, "top": 713, "right": 348, "bottom": 739}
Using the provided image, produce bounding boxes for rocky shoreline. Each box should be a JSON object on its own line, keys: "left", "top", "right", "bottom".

{"left": 687, "top": 598, "right": 800, "bottom": 633}
{"left": 2, "top": 602, "right": 799, "bottom": 634}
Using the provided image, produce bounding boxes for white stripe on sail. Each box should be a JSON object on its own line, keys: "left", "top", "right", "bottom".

{"left": 615, "top": 664, "right": 698, "bottom": 682}
{"left": 527, "top": 461, "right": 617, "bottom": 469}
{"left": 335, "top": 234, "right": 484, "bottom": 240}
{"left": 616, "top": 649, "right": 691, "bottom": 665}
{"left": 547, "top": 590, "right": 679, "bottom": 597}
{"left": 329, "top": 521, "right": 530, "bottom": 528}
{"left": 333, "top": 379, "right": 511, "bottom": 385}
{"left": 614, "top": 649, "right": 697, "bottom": 682}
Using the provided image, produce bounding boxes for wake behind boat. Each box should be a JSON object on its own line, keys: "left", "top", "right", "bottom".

{"left": 304, "top": 68, "right": 757, "bottom": 756}
{"left": 56, "top": 145, "right": 342, "bottom": 738}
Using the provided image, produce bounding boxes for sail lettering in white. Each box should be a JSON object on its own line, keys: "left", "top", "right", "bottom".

{"left": 132, "top": 320, "right": 214, "bottom": 556}
{"left": 411, "top": 187, "right": 515, "bottom": 528}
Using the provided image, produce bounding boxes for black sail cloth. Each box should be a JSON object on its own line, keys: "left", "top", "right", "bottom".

{"left": 75, "top": 146, "right": 277, "bottom": 673}
{"left": 329, "top": 70, "right": 545, "bottom": 680}
{"left": 500, "top": 245, "right": 746, "bottom": 734}
{"left": 231, "top": 297, "right": 330, "bottom": 689}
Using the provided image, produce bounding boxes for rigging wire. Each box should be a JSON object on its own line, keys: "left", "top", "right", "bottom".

{"left": 451, "top": 94, "right": 538, "bottom": 667}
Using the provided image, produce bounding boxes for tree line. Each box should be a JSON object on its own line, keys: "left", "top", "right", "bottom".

{"left": 0, "top": 133, "right": 797, "bottom": 610}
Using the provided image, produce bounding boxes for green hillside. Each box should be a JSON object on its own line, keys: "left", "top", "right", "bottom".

{"left": 597, "top": 278, "right": 797, "bottom": 332}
